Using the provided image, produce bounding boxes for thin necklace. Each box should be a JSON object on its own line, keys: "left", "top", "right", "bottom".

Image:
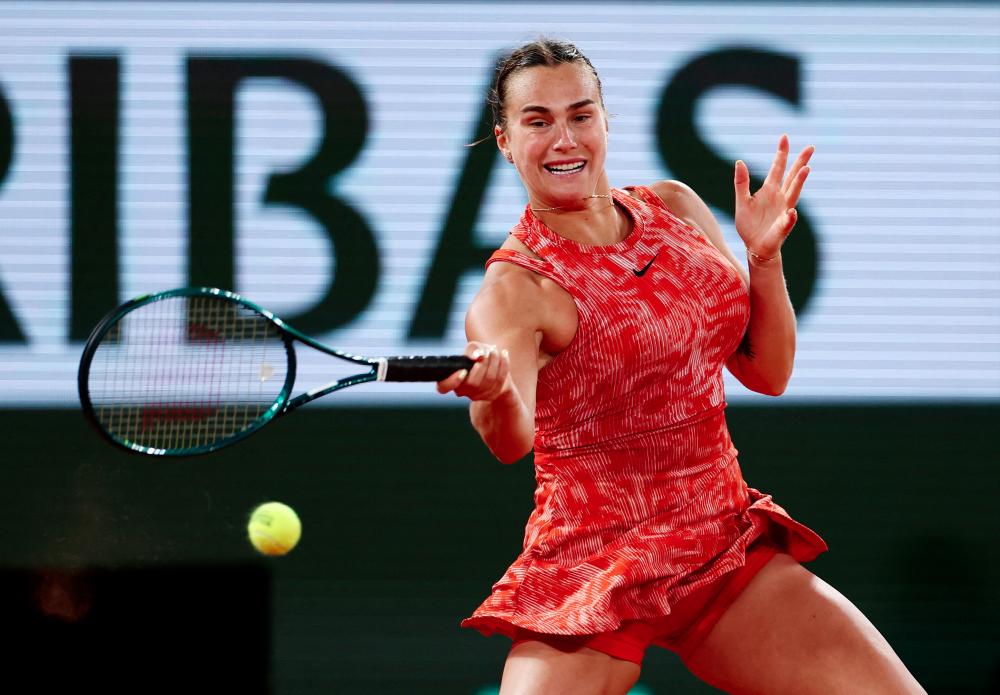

{"left": 531, "top": 195, "right": 628, "bottom": 243}
{"left": 529, "top": 193, "right": 613, "bottom": 212}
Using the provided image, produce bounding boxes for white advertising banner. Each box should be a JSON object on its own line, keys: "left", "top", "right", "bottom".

{"left": 0, "top": 2, "right": 997, "bottom": 404}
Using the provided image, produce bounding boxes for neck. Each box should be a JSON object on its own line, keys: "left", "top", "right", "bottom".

{"left": 530, "top": 191, "right": 629, "bottom": 246}
{"left": 529, "top": 192, "right": 612, "bottom": 213}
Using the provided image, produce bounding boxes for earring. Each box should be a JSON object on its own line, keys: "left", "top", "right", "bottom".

{"left": 505, "top": 152, "right": 513, "bottom": 163}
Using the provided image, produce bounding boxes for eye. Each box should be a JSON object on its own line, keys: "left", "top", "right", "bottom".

{"left": 574, "top": 113, "right": 592, "bottom": 122}
{"left": 528, "top": 120, "right": 548, "bottom": 128}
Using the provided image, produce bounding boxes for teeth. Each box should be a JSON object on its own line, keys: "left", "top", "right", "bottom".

{"left": 546, "top": 161, "right": 585, "bottom": 173}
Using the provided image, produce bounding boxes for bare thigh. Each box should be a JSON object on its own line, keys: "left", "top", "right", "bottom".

{"left": 682, "top": 553, "right": 926, "bottom": 695}
{"left": 499, "top": 640, "right": 641, "bottom": 695}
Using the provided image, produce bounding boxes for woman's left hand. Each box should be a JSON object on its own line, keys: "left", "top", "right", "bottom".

{"left": 734, "top": 135, "right": 813, "bottom": 260}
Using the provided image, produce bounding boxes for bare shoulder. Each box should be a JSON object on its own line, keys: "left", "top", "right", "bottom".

{"left": 478, "top": 259, "right": 543, "bottom": 308}
{"left": 497, "top": 232, "right": 545, "bottom": 260}
{"left": 482, "top": 235, "right": 548, "bottom": 301}
{"left": 647, "top": 179, "right": 704, "bottom": 226}
{"left": 469, "top": 248, "right": 548, "bottom": 341}
{"left": 470, "top": 238, "right": 577, "bottom": 355}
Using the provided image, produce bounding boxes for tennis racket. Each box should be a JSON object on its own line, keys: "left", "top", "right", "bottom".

{"left": 78, "top": 287, "right": 473, "bottom": 456}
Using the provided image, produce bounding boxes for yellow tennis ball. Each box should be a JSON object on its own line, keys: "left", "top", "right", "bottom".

{"left": 247, "top": 502, "right": 301, "bottom": 556}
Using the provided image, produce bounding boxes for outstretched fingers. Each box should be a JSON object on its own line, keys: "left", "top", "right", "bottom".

{"left": 784, "top": 165, "right": 811, "bottom": 209}
{"left": 782, "top": 145, "right": 814, "bottom": 206}
{"left": 764, "top": 134, "right": 790, "bottom": 188}
{"left": 734, "top": 159, "right": 752, "bottom": 204}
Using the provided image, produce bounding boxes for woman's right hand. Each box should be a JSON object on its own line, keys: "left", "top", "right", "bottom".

{"left": 437, "top": 341, "right": 513, "bottom": 402}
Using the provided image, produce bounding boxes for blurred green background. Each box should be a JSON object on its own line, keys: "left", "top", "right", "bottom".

{"left": 3, "top": 404, "right": 997, "bottom": 693}
{"left": 2, "top": 2, "right": 998, "bottom": 692}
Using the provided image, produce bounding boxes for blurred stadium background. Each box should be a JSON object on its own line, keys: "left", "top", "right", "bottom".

{"left": 0, "top": 2, "right": 997, "bottom": 693}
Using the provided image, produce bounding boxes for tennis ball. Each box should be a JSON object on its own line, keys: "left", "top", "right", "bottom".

{"left": 247, "top": 502, "right": 301, "bottom": 556}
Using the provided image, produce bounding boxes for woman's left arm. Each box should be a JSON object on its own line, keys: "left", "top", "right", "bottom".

{"left": 650, "top": 135, "right": 813, "bottom": 396}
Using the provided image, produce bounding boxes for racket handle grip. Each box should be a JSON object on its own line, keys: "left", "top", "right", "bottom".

{"left": 382, "top": 355, "right": 475, "bottom": 382}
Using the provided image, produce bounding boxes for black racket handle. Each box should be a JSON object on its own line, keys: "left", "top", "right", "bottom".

{"left": 383, "top": 355, "right": 475, "bottom": 382}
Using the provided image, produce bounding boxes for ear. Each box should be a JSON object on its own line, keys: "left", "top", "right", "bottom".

{"left": 494, "top": 124, "right": 508, "bottom": 153}
{"left": 495, "top": 125, "right": 514, "bottom": 162}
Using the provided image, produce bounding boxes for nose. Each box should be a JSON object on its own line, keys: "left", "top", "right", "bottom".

{"left": 552, "top": 121, "right": 578, "bottom": 151}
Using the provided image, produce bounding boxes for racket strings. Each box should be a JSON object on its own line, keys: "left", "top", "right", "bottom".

{"left": 88, "top": 295, "right": 288, "bottom": 452}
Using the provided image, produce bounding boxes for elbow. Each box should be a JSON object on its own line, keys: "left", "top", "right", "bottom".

{"left": 758, "top": 372, "right": 792, "bottom": 397}
{"left": 492, "top": 439, "right": 533, "bottom": 465}
{"left": 733, "top": 365, "right": 791, "bottom": 397}
{"left": 758, "top": 383, "right": 786, "bottom": 397}
{"left": 472, "top": 417, "right": 533, "bottom": 464}
{"left": 497, "top": 449, "right": 530, "bottom": 465}
{"left": 470, "top": 400, "right": 534, "bottom": 464}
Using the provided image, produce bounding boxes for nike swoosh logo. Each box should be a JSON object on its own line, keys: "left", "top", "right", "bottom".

{"left": 632, "top": 252, "right": 658, "bottom": 277}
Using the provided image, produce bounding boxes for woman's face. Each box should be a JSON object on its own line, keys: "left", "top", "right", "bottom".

{"left": 496, "top": 62, "right": 609, "bottom": 210}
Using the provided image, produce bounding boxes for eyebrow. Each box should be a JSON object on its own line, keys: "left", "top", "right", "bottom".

{"left": 520, "top": 99, "right": 596, "bottom": 114}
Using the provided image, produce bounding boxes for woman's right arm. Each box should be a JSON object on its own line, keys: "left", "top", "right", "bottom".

{"left": 436, "top": 264, "right": 542, "bottom": 464}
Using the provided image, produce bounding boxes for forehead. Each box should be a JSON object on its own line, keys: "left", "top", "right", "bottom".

{"left": 504, "top": 62, "right": 601, "bottom": 111}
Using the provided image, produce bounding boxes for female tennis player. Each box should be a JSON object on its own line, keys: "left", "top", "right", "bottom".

{"left": 437, "top": 39, "right": 925, "bottom": 694}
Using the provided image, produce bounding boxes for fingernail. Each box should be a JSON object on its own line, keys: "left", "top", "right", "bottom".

{"left": 471, "top": 350, "right": 482, "bottom": 360}
{"left": 459, "top": 370, "right": 468, "bottom": 380}
{"left": 502, "top": 349, "right": 509, "bottom": 359}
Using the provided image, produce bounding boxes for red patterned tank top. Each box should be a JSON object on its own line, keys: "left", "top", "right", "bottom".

{"left": 461, "top": 186, "right": 826, "bottom": 638}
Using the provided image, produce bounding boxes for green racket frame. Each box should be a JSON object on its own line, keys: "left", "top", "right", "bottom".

{"left": 78, "top": 287, "right": 472, "bottom": 456}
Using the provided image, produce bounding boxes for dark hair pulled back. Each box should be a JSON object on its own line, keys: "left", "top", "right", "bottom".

{"left": 489, "top": 38, "right": 604, "bottom": 132}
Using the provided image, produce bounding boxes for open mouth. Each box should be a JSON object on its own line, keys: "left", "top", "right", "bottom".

{"left": 544, "top": 160, "right": 586, "bottom": 176}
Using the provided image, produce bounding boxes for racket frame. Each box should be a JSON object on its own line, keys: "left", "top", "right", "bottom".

{"left": 78, "top": 287, "right": 383, "bottom": 456}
